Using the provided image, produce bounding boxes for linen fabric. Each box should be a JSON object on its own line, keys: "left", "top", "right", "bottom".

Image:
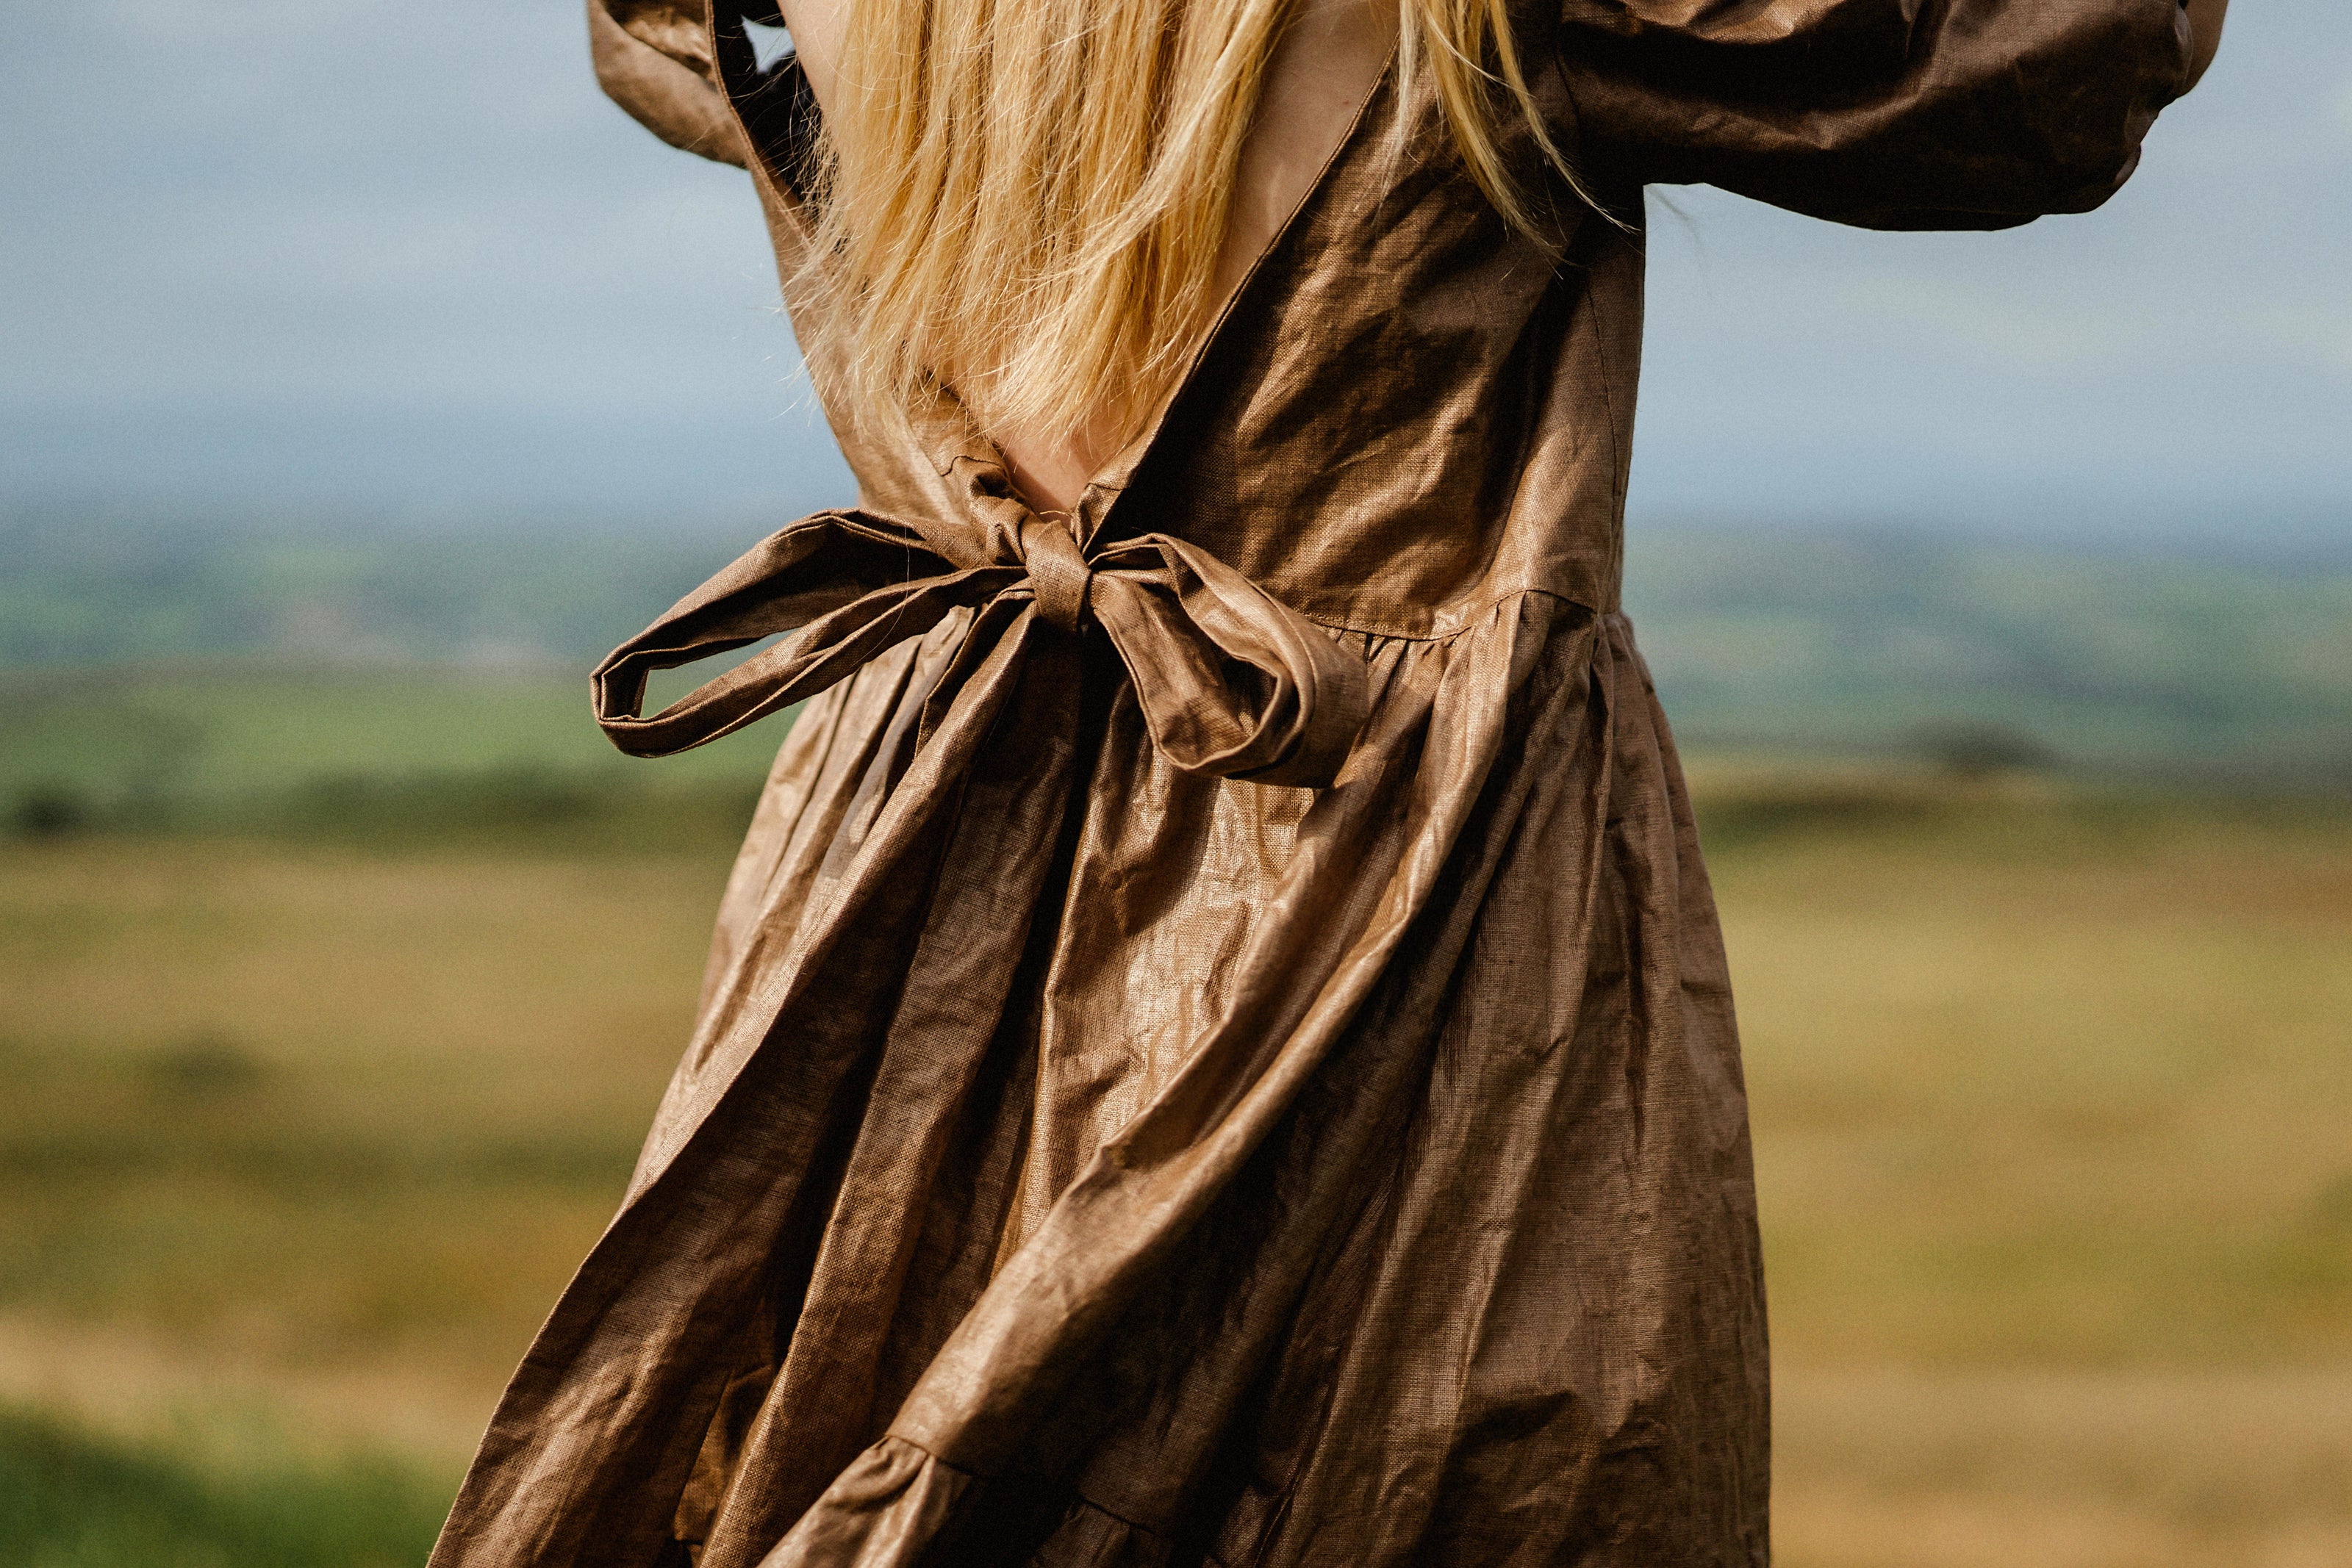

{"left": 434, "top": 2, "right": 2192, "bottom": 1564}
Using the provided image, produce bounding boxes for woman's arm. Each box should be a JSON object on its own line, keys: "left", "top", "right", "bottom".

{"left": 2184, "top": 0, "right": 2230, "bottom": 90}
{"left": 1558, "top": 0, "right": 2200, "bottom": 229}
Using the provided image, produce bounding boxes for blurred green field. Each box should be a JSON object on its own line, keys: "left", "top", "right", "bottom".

{"left": 1, "top": 774, "right": 2347, "bottom": 1567}
{"left": 0, "top": 1407, "right": 445, "bottom": 1568}
{"left": 0, "top": 663, "right": 781, "bottom": 819}
{"left": 8, "top": 511, "right": 2350, "bottom": 799}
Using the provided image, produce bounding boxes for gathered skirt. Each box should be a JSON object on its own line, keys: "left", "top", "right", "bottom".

{"left": 432, "top": 589, "right": 1768, "bottom": 1568}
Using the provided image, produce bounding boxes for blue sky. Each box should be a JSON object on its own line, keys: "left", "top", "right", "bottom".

{"left": 2, "top": 1, "right": 2345, "bottom": 543}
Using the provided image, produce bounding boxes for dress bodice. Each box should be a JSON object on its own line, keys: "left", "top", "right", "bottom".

{"left": 595, "top": 0, "right": 2188, "bottom": 641}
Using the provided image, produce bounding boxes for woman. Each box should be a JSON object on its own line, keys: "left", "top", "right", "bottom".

{"left": 434, "top": 1, "right": 2225, "bottom": 1562}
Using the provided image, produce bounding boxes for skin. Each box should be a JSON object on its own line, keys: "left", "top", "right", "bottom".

{"left": 783, "top": 0, "right": 2229, "bottom": 514}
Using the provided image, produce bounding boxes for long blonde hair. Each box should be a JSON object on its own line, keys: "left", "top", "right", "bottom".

{"left": 807, "top": 0, "right": 1582, "bottom": 449}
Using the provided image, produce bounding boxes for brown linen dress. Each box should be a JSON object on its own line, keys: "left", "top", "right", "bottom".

{"left": 432, "top": 3, "right": 2193, "bottom": 1564}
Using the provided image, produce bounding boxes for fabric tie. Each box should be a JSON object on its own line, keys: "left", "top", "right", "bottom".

{"left": 1018, "top": 515, "right": 1091, "bottom": 634}
{"left": 592, "top": 506, "right": 1369, "bottom": 789}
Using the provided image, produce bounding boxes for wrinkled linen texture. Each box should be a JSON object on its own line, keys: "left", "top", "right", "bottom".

{"left": 434, "top": 2, "right": 2192, "bottom": 1564}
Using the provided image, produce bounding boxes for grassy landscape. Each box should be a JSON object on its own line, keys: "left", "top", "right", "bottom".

{"left": 6, "top": 508, "right": 2349, "bottom": 810}
{"left": 0, "top": 1407, "right": 446, "bottom": 1568}
{"left": 1630, "top": 530, "right": 2352, "bottom": 783}
{"left": 0, "top": 663, "right": 781, "bottom": 821}
{"left": 1, "top": 774, "right": 2346, "bottom": 1567}
{"left": 3, "top": 508, "right": 2346, "bottom": 1563}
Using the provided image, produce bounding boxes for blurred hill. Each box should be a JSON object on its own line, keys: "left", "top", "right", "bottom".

{"left": 1627, "top": 525, "right": 2352, "bottom": 784}
{"left": 0, "top": 504, "right": 753, "bottom": 671}
{"left": 2, "top": 506, "right": 2347, "bottom": 819}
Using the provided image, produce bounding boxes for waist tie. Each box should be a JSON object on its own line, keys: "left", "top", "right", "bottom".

{"left": 592, "top": 508, "right": 1369, "bottom": 789}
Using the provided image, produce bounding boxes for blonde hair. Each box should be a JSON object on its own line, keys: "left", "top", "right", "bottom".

{"left": 807, "top": 0, "right": 1585, "bottom": 450}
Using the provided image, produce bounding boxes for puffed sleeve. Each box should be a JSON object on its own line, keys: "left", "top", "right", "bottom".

{"left": 588, "top": 0, "right": 749, "bottom": 167}
{"left": 1555, "top": 0, "right": 2196, "bottom": 229}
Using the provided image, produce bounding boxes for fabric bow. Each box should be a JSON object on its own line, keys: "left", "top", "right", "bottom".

{"left": 592, "top": 508, "right": 1369, "bottom": 789}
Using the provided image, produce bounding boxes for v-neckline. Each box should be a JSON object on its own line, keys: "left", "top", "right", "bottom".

{"left": 720, "top": 21, "right": 1399, "bottom": 539}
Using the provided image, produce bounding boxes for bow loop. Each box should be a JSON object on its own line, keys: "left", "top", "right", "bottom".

{"left": 1088, "top": 536, "right": 1368, "bottom": 788}
{"left": 594, "top": 506, "right": 1367, "bottom": 788}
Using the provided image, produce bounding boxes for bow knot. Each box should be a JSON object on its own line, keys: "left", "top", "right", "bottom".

{"left": 592, "top": 508, "right": 1369, "bottom": 791}
{"left": 1018, "top": 516, "right": 1091, "bottom": 634}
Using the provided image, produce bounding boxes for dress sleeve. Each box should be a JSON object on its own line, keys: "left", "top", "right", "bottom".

{"left": 588, "top": 0, "right": 749, "bottom": 167}
{"left": 1554, "top": 0, "right": 2196, "bottom": 229}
